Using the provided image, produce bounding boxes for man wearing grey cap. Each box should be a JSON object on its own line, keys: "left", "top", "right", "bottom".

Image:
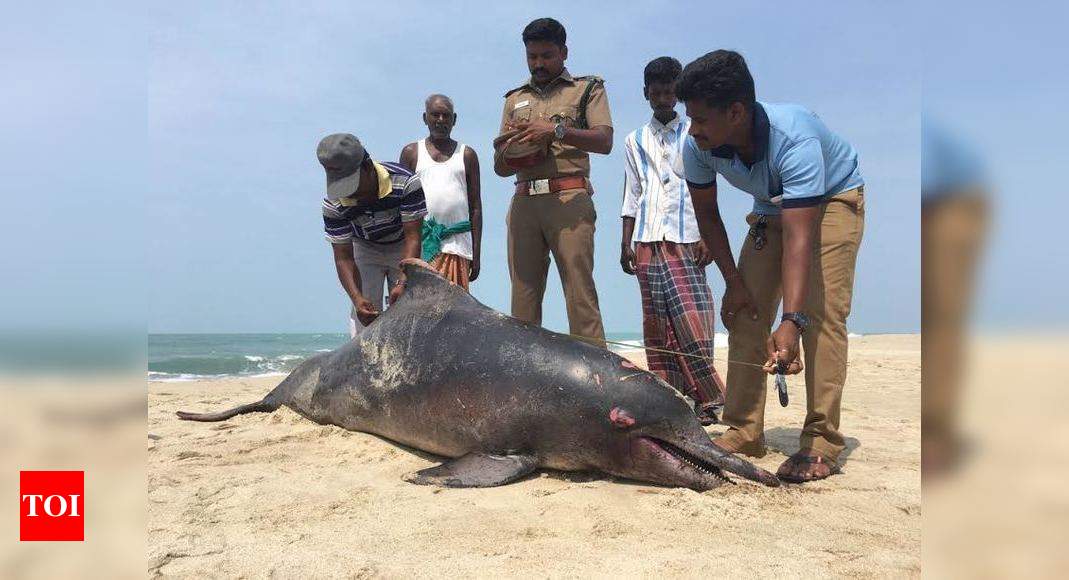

{"left": 318, "top": 133, "right": 427, "bottom": 337}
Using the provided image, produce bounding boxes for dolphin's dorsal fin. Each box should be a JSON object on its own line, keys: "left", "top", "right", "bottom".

{"left": 398, "top": 258, "right": 472, "bottom": 305}
{"left": 401, "top": 258, "right": 455, "bottom": 289}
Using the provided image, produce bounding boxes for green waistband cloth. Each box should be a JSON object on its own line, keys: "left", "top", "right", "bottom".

{"left": 421, "top": 217, "right": 471, "bottom": 262}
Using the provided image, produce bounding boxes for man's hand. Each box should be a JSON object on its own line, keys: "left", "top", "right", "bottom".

{"left": 764, "top": 322, "right": 803, "bottom": 375}
{"left": 493, "top": 127, "right": 523, "bottom": 149}
{"left": 620, "top": 244, "right": 636, "bottom": 275}
{"left": 504, "top": 120, "right": 556, "bottom": 148}
{"left": 354, "top": 295, "right": 379, "bottom": 327}
{"left": 388, "top": 278, "right": 405, "bottom": 305}
{"left": 694, "top": 240, "right": 713, "bottom": 268}
{"left": 721, "top": 277, "right": 758, "bottom": 330}
{"left": 469, "top": 256, "right": 481, "bottom": 282}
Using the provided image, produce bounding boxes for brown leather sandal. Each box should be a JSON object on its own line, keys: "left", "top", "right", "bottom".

{"left": 776, "top": 450, "right": 841, "bottom": 483}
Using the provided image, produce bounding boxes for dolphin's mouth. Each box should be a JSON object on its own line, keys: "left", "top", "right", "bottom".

{"left": 641, "top": 436, "right": 733, "bottom": 485}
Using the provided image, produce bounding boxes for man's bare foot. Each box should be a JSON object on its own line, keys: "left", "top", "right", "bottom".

{"left": 712, "top": 438, "right": 733, "bottom": 451}
{"left": 712, "top": 435, "right": 767, "bottom": 458}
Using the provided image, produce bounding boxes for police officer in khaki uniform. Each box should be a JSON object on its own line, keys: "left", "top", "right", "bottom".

{"left": 493, "top": 18, "right": 613, "bottom": 345}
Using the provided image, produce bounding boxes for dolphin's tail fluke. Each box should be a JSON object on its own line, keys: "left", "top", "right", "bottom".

{"left": 176, "top": 354, "right": 324, "bottom": 422}
{"left": 176, "top": 398, "right": 280, "bottom": 422}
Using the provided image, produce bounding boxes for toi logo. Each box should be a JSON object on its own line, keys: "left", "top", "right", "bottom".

{"left": 19, "top": 471, "right": 84, "bottom": 541}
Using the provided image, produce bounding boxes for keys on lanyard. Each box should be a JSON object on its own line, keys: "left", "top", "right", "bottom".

{"left": 749, "top": 215, "right": 768, "bottom": 250}
{"left": 775, "top": 361, "right": 789, "bottom": 407}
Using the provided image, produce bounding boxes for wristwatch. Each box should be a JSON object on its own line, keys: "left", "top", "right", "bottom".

{"left": 781, "top": 312, "right": 810, "bottom": 334}
{"left": 553, "top": 122, "right": 566, "bottom": 142}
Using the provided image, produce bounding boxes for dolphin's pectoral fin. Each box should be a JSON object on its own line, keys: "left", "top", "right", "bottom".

{"left": 403, "top": 452, "right": 538, "bottom": 488}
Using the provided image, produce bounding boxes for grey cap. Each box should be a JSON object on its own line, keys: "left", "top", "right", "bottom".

{"left": 317, "top": 133, "right": 368, "bottom": 201}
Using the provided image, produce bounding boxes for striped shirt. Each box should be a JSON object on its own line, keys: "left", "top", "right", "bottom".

{"left": 322, "top": 161, "right": 428, "bottom": 244}
{"left": 621, "top": 115, "right": 704, "bottom": 244}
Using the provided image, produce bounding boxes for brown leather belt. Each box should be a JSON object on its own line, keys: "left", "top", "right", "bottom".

{"left": 514, "top": 176, "right": 589, "bottom": 196}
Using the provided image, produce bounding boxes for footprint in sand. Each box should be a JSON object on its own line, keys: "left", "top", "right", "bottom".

{"left": 520, "top": 526, "right": 556, "bottom": 539}
{"left": 175, "top": 450, "right": 209, "bottom": 460}
{"left": 591, "top": 519, "right": 635, "bottom": 539}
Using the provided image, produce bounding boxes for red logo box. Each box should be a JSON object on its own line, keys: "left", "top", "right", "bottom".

{"left": 20, "top": 471, "right": 84, "bottom": 541}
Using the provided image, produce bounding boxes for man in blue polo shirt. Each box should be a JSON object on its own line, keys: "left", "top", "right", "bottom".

{"left": 676, "top": 50, "right": 865, "bottom": 483}
{"left": 318, "top": 133, "right": 427, "bottom": 338}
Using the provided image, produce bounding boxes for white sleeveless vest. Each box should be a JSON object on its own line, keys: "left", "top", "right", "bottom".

{"left": 414, "top": 139, "right": 473, "bottom": 260}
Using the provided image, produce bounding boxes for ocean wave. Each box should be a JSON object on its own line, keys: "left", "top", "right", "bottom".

{"left": 148, "top": 353, "right": 309, "bottom": 378}
{"left": 148, "top": 371, "right": 207, "bottom": 382}
{"left": 148, "top": 370, "right": 287, "bottom": 382}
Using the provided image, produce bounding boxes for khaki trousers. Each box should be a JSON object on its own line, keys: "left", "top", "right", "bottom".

{"left": 719, "top": 187, "right": 865, "bottom": 461}
{"left": 507, "top": 189, "right": 605, "bottom": 344}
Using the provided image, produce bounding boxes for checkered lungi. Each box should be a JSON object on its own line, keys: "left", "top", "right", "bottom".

{"left": 634, "top": 241, "right": 726, "bottom": 406}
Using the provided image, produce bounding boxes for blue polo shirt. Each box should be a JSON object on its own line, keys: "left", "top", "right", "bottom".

{"left": 681, "top": 101, "right": 863, "bottom": 215}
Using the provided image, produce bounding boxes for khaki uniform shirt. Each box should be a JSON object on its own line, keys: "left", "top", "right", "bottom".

{"left": 494, "top": 68, "right": 613, "bottom": 183}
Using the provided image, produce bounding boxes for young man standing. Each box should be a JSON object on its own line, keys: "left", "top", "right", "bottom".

{"left": 621, "top": 57, "right": 727, "bottom": 425}
{"left": 399, "top": 94, "right": 482, "bottom": 290}
{"left": 677, "top": 51, "right": 865, "bottom": 483}
{"left": 318, "top": 133, "right": 426, "bottom": 338}
{"left": 493, "top": 17, "right": 613, "bottom": 346}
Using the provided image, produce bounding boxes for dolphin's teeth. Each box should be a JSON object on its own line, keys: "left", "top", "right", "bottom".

{"left": 660, "top": 441, "right": 727, "bottom": 481}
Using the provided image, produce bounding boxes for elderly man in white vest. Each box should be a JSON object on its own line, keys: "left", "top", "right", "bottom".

{"left": 399, "top": 94, "right": 482, "bottom": 289}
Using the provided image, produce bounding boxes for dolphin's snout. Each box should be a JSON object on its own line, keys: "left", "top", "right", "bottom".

{"left": 687, "top": 439, "right": 780, "bottom": 487}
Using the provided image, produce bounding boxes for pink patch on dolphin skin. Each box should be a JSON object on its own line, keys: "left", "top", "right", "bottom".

{"left": 609, "top": 407, "right": 636, "bottom": 428}
{"left": 621, "top": 360, "right": 639, "bottom": 370}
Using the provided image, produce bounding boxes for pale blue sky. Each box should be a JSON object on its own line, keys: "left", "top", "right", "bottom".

{"left": 922, "top": 2, "right": 1069, "bottom": 330}
{"left": 141, "top": 1, "right": 919, "bottom": 335}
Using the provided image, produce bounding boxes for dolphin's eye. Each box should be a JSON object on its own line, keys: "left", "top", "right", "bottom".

{"left": 609, "top": 406, "right": 636, "bottom": 429}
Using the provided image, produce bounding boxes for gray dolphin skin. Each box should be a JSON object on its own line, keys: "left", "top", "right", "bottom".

{"left": 177, "top": 259, "right": 779, "bottom": 490}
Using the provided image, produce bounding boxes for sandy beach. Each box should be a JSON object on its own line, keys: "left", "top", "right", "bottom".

{"left": 148, "top": 334, "right": 920, "bottom": 578}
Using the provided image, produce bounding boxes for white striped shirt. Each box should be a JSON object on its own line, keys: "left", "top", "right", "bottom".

{"left": 621, "top": 115, "right": 704, "bottom": 244}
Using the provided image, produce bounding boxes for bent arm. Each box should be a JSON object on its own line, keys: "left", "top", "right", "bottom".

{"left": 331, "top": 242, "right": 364, "bottom": 303}
{"left": 560, "top": 125, "right": 613, "bottom": 155}
{"left": 689, "top": 183, "right": 741, "bottom": 282}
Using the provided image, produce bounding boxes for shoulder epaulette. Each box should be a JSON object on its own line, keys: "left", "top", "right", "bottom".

{"left": 574, "top": 75, "right": 605, "bottom": 84}
{"left": 504, "top": 85, "right": 527, "bottom": 98}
